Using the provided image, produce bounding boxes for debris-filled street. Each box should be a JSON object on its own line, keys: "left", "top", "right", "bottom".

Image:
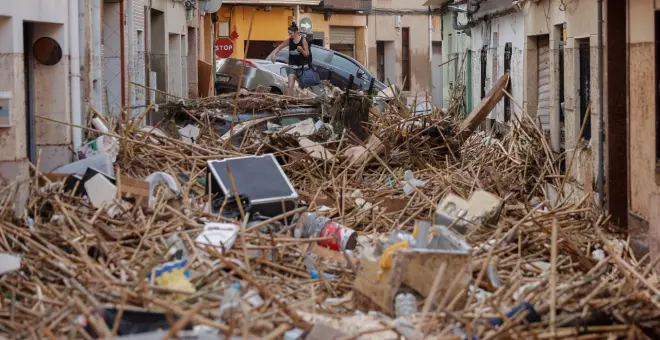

{"left": 1, "top": 83, "right": 658, "bottom": 339}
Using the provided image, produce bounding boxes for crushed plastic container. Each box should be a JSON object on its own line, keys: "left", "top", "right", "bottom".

{"left": 77, "top": 135, "right": 119, "bottom": 162}
{"left": 195, "top": 223, "right": 240, "bottom": 255}
{"left": 52, "top": 154, "right": 114, "bottom": 177}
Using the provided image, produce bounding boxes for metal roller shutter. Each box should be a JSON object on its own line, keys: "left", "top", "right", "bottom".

{"left": 330, "top": 26, "right": 356, "bottom": 45}
{"left": 537, "top": 37, "right": 551, "bottom": 130}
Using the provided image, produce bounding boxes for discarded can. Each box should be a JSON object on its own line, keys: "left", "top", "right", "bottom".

{"left": 298, "top": 213, "right": 357, "bottom": 251}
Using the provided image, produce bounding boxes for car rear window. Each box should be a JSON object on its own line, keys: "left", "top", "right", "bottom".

{"left": 330, "top": 54, "right": 360, "bottom": 76}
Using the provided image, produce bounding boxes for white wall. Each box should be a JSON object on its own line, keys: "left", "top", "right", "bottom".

{"left": 469, "top": 1, "right": 524, "bottom": 122}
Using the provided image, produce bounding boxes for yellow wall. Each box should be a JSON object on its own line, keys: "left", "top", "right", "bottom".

{"left": 216, "top": 6, "right": 367, "bottom": 64}
{"left": 217, "top": 6, "right": 295, "bottom": 60}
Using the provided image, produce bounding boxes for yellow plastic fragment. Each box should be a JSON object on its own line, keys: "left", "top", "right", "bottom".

{"left": 378, "top": 240, "right": 409, "bottom": 279}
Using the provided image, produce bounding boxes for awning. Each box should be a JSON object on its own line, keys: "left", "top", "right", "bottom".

{"left": 222, "top": 0, "right": 322, "bottom": 5}
{"left": 422, "top": 0, "right": 451, "bottom": 7}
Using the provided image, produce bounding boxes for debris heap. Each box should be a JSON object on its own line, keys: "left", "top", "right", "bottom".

{"left": 0, "top": 88, "right": 658, "bottom": 339}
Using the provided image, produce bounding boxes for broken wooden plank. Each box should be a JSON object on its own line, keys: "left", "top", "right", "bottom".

{"left": 457, "top": 72, "right": 510, "bottom": 142}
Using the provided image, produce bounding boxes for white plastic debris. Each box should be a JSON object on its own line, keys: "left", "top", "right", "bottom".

{"left": 53, "top": 153, "right": 114, "bottom": 176}
{"left": 394, "top": 293, "right": 417, "bottom": 317}
{"left": 146, "top": 172, "right": 180, "bottom": 207}
{"left": 77, "top": 135, "right": 119, "bottom": 162}
{"left": 591, "top": 249, "right": 606, "bottom": 261}
{"left": 283, "top": 328, "right": 305, "bottom": 340}
{"left": 195, "top": 223, "right": 240, "bottom": 255}
{"left": 402, "top": 170, "right": 426, "bottom": 195}
{"left": 179, "top": 124, "right": 200, "bottom": 144}
{"left": 0, "top": 254, "right": 21, "bottom": 275}
{"left": 84, "top": 174, "right": 117, "bottom": 208}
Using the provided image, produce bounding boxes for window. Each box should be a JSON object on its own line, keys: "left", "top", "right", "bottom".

{"left": 330, "top": 54, "right": 360, "bottom": 76}
{"left": 311, "top": 46, "right": 331, "bottom": 62}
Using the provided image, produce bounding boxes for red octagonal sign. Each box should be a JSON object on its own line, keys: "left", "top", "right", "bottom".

{"left": 215, "top": 37, "right": 234, "bottom": 59}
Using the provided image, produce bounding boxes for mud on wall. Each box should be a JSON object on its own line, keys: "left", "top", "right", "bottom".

{"left": 629, "top": 0, "right": 659, "bottom": 221}
{"left": 366, "top": 11, "right": 440, "bottom": 94}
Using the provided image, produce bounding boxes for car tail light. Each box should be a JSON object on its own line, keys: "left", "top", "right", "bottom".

{"left": 238, "top": 60, "right": 256, "bottom": 68}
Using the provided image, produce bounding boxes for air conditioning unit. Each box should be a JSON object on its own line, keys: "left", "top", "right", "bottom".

{"left": 395, "top": 15, "right": 402, "bottom": 28}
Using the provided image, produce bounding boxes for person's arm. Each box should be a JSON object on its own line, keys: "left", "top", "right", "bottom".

{"left": 271, "top": 39, "right": 288, "bottom": 63}
{"left": 298, "top": 38, "right": 310, "bottom": 57}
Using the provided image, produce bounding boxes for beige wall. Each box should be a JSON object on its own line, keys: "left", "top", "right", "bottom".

{"left": 523, "top": 0, "right": 602, "bottom": 204}
{"left": 629, "top": 0, "right": 659, "bottom": 221}
{"left": 0, "top": 0, "right": 72, "bottom": 215}
{"left": 366, "top": 9, "right": 441, "bottom": 94}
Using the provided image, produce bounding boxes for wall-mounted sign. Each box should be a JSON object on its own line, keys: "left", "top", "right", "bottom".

{"left": 300, "top": 17, "right": 313, "bottom": 33}
{"left": 215, "top": 37, "right": 234, "bottom": 59}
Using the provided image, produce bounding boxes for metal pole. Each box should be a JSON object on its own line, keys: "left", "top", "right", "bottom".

{"left": 597, "top": 0, "right": 604, "bottom": 208}
{"left": 212, "top": 13, "right": 218, "bottom": 96}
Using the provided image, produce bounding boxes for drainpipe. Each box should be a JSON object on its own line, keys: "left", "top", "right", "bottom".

{"left": 69, "top": 0, "right": 82, "bottom": 150}
{"left": 120, "top": 0, "right": 126, "bottom": 108}
{"left": 597, "top": 0, "right": 604, "bottom": 208}
{"left": 428, "top": 6, "right": 433, "bottom": 64}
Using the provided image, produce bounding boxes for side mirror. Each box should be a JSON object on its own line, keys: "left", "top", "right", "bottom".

{"left": 357, "top": 69, "right": 365, "bottom": 78}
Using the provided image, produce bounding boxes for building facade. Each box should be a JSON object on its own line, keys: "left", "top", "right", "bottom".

{"left": 0, "top": 0, "right": 77, "bottom": 214}
{"left": 367, "top": 0, "right": 442, "bottom": 98}
{"left": 0, "top": 0, "right": 201, "bottom": 215}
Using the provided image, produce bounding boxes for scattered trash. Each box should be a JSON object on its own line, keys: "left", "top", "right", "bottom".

{"left": 402, "top": 170, "right": 426, "bottom": 195}
{"left": 343, "top": 135, "right": 385, "bottom": 167}
{"left": 146, "top": 172, "right": 180, "bottom": 207}
{"left": 435, "top": 190, "right": 503, "bottom": 235}
{"left": 52, "top": 153, "right": 115, "bottom": 176}
{"left": 283, "top": 328, "right": 305, "bottom": 340}
{"left": 218, "top": 282, "right": 243, "bottom": 320}
{"left": 298, "top": 212, "right": 358, "bottom": 251}
{"left": 152, "top": 258, "right": 195, "bottom": 294}
{"left": 84, "top": 308, "right": 192, "bottom": 337}
{"left": 179, "top": 124, "right": 200, "bottom": 144}
{"left": 0, "top": 254, "right": 20, "bottom": 275}
{"left": 84, "top": 173, "right": 117, "bottom": 208}
{"left": 306, "top": 322, "right": 348, "bottom": 339}
{"left": 206, "top": 154, "right": 298, "bottom": 217}
{"left": 394, "top": 292, "right": 417, "bottom": 317}
{"left": 591, "top": 249, "right": 606, "bottom": 261}
{"left": 487, "top": 301, "right": 541, "bottom": 327}
{"left": 195, "top": 223, "right": 240, "bottom": 255}
{"left": 77, "top": 135, "right": 119, "bottom": 162}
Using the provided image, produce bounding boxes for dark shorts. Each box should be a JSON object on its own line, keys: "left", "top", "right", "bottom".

{"left": 285, "top": 66, "right": 305, "bottom": 80}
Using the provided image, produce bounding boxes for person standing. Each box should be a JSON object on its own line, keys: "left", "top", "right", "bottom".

{"left": 270, "top": 22, "right": 310, "bottom": 96}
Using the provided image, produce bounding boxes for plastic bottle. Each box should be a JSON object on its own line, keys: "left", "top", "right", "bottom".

{"left": 218, "top": 282, "right": 242, "bottom": 320}
{"left": 394, "top": 292, "right": 417, "bottom": 317}
{"left": 297, "top": 212, "right": 357, "bottom": 251}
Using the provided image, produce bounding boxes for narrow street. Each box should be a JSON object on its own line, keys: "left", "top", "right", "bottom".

{"left": 0, "top": 0, "right": 659, "bottom": 339}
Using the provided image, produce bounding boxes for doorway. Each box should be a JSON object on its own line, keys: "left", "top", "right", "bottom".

{"left": 23, "top": 22, "right": 35, "bottom": 163}
{"left": 605, "top": 0, "right": 627, "bottom": 226}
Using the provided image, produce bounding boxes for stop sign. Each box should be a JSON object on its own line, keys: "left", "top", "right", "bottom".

{"left": 215, "top": 37, "right": 234, "bottom": 59}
